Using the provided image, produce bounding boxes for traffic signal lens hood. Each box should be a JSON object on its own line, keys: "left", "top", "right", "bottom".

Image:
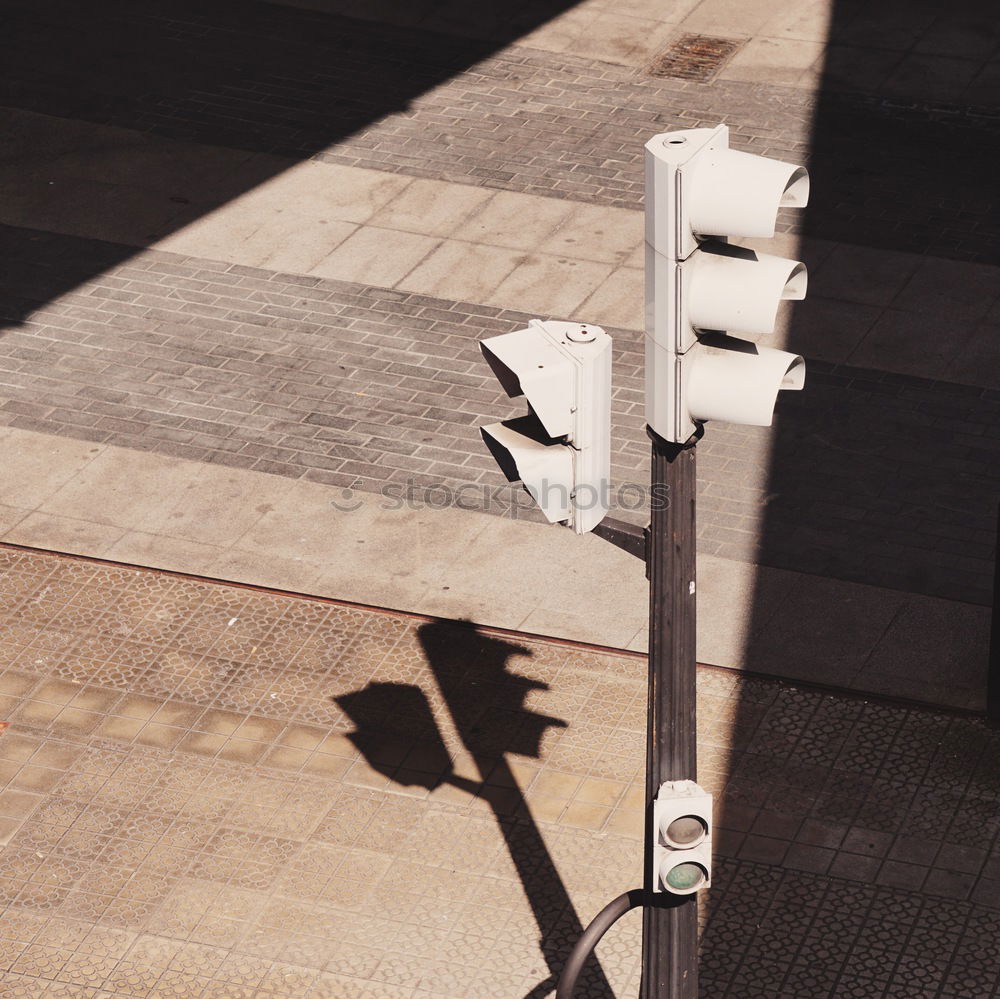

{"left": 687, "top": 147, "right": 810, "bottom": 240}
{"left": 685, "top": 241, "right": 808, "bottom": 336}
{"left": 685, "top": 337, "right": 805, "bottom": 428}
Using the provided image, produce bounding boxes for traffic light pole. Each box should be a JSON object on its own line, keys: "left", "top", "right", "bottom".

{"left": 989, "top": 500, "right": 1000, "bottom": 727}
{"left": 564, "top": 428, "right": 701, "bottom": 999}
{"left": 587, "top": 425, "right": 702, "bottom": 997}
{"left": 486, "top": 125, "right": 813, "bottom": 999}
{"left": 641, "top": 427, "right": 699, "bottom": 999}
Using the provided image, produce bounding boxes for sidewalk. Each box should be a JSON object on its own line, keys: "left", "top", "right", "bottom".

{"left": 0, "top": 426, "right": 989, "bottom": 711}
{"left": 2, "top": 0, "right": 1000, "bottom": 995}
{"left": 2, "top": 0, "right": 999, "bottom": 723}
{"left": 1, "top": 548, "right": 998, "bottom": 998}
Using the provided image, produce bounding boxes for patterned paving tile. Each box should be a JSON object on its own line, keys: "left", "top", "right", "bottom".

{"left": 0, "top": 547, "right": 999, "bottom": 996}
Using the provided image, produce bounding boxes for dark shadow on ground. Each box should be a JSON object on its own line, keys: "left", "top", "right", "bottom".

{"left": 696, "top": 674, "right": 1000, "bottom": 998}
{"left": 714, "top": 0, "right": 1000, "bottom": 994}
{"left": 0, "top": 0, "right": 584, "bottom": 325}
{"left": 727, "top": 0, "right": 1000, "bottom": 689}
{"left": 336, "top": 620, "right": 616, "bottom": 999}
{"left": 739, "top": 0, "right": 1000, "bottom": 605}
{"left": 799, "top": 0, "right": 1000, "bottom": 261}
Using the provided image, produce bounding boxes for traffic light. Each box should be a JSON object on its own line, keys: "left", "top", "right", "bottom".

{"left": 645, "top": 124, "right": 809, "bottom": 444}
{"left": 480, "top": 319, "right": 612, "bottom": 534}
{"left": 652, "top": 780, "right": 713, "bottom": 895}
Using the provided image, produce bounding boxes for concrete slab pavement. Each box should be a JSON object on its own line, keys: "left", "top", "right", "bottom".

{"left": 0, "top": 427, "right": 989, "bottom": 710}
{"left": 2, "top": 226, "right": 996, "bottom": 610}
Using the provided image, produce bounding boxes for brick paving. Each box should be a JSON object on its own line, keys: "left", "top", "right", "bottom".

{"left": 5, "top": 0, "right": 1000, "bottom": 262}
{"left": 2, "top": 225, "right": 998, "bottom": 607}
{"left": 1, "top": 547, "right": 999, "bottom": 998}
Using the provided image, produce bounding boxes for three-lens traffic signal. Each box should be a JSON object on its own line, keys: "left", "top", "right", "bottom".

{"left": 645, "top": 124, "right": 809, "bottom": 445}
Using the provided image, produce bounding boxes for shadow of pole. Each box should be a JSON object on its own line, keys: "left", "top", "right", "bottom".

{"left": 417, "top": 620, "right": 618, "bottom": 998}
{"left": 336, "top": 620, "right": 617, "bottom": 998}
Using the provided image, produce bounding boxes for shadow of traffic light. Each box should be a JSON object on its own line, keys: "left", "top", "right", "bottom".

{"left": 337, "top": 681, "right": 452, "bottom": 790}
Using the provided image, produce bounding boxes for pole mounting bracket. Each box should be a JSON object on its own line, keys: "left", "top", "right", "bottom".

{"left": 592, "top": 517, "right": 650, "bottom": 576}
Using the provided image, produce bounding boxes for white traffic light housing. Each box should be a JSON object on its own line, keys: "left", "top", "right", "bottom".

{"left": 645, "top": 124, "right": 809, "bottom": 444}
{"left": 652, "top": 780, "right": 713, "bottom": 895}
{"left": 480, "top": 320, "right": 611, "bottom": 534}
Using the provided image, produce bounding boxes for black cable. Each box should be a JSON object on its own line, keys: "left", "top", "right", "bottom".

{"left": 555, "top": 888, "right": 646, "bottom": 999}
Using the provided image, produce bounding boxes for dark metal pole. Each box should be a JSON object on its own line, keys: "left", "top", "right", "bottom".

{"left": 988, "top": 501, "right": 1000, "bottom": 727}
{"left": 640, "top": 427, "right": 699, "bottom": 999}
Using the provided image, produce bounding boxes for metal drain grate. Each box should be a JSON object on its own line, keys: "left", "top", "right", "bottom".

{"left": 648, "top": 33, "right": 743, "bottom": 81}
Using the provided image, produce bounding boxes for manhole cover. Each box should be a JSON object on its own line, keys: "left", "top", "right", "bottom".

{"left": 648, "top": 34, "right": 743, "bottom": 81}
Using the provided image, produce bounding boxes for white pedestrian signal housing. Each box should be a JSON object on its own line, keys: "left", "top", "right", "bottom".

{"left": 652, "top": 780, "right": 712, "bottom": 895}
{"left": 480, "top": 319, "right": 612, "bottom": 534}
{"left": 645, "top": 124, "right": 809, "bottom": 444}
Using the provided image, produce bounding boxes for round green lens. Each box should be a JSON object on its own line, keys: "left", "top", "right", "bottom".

{"left": 665, "top": 862, "right": 705, "bottom": 892}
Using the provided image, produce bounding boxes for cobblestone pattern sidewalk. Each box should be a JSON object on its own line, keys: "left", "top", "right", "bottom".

{"left": 0, "top": 549, "right": 998, "bottom": 999}
{"left": 2, "top": 227, "right": 998, "bottom": 606}
{"left": 6, "top": 0, "right": 1000, "bottom": 262}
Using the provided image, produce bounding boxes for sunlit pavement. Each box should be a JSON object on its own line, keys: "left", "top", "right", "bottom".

{"left": 1, "top": 545, "right": 998, "bottom": 998}
{"left": 1, "top": 0, "right": 998, "bottom": 710}
{"left": 2, "top": 0, "right": 1000, "bottom": 994}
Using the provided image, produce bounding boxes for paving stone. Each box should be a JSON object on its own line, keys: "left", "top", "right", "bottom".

{"left": 4, "top": 1, "right": 1000, "bottom": 265}
{"left": 0, "top": 546, "right": 997, "bottom": 998}
{"left": 1, "top": 226, "right": 998, "bottom": 608}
